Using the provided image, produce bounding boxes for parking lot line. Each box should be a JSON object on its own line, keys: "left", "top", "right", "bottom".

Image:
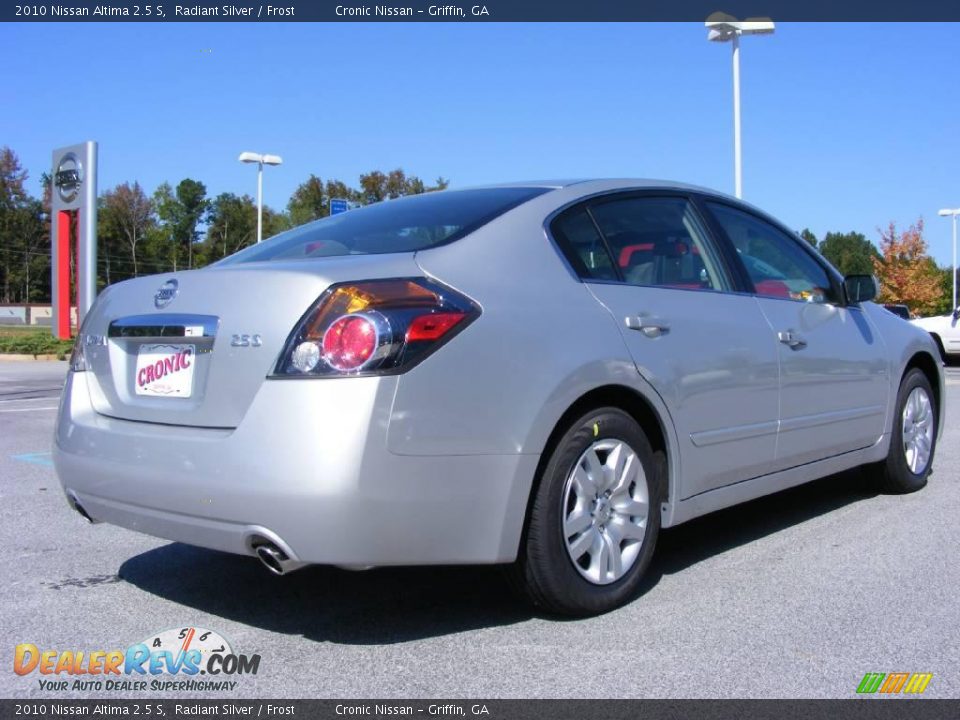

{"left": 10, "top": 451, "right": 53, "bottom": 467}
{"left": 0, "top": 406, "right": 58, "bottom": 413}
{"left": 0, "top": 396, "right": 63, "bottom": 403}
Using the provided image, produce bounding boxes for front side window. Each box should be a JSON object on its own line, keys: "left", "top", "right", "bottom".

{"left": 707, "top": 202, "right": 837, "bottom": 304}
{"left": 589, "top": 196, "right": 730, "bottom": 291}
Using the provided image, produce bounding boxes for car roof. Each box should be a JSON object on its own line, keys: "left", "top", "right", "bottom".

{"left": 455, "top": 178, "right": 786, "bottom": 223}
{"left": 458, "top": 179, "right": 749, "bottom": 207}
{"left": 459, "top": 178, "right": 733, "bottom": 195}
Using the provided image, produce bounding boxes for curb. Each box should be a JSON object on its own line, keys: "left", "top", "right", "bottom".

{"left": 0, "top": 354, "right": 66, "bottom": 362}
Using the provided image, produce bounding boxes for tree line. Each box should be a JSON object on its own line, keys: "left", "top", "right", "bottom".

{"left": 798, "top": 223, "right": 958, "bottom": 316}
{"left": 0, "top": 146, "right": 448, "bottom": 301}
{"left": 0, "top": 144, "right": 955, "bottom": 316}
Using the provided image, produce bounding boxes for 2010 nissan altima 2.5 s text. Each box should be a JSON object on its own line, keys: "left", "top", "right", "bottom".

{"left": 54, "top": 180, "right": 945, "bottom": 616}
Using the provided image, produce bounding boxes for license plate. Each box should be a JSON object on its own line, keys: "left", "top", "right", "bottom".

{"left": 135, "top": 343, "right": 196, "bottom": 398}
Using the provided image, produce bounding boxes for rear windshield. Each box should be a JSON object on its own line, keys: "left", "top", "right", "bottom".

{"left": 218, "top": 187, "right": 550, "bottom": 264}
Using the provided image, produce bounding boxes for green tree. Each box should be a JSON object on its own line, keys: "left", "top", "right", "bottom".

{"left": 933, "top": 264, "right": 959, "bottom": 315}
{"left": 288, "top": 175, "right": 327, "bottom": 226}
{"left": 0, "top": 147, "right": 46, "bottom": 303}
{"left": 203, "top": 193, "right": 257, "bottom": 262}
{"left": 150, "top": 182, "right": 179, "bottom": 272}
{"left": 359, "top": 170, "right": 389, "bottom": 203}
{"left": 262, "top": 205, "right": 290, "bottom": 238}
{"left": 818, "top": 231, "right": 880, "bottom": 276}
{"left": 174, "top": 179, "right": 208, "bottom": 270}
{"left": 324, "top": 179, "right": 357, "bottom": 208}
{"left": 358, "top": 168, "right": 448, "bottom": 204}
{"left": 799, "top": 228, "right": 818, "bottom": 249}
{"left": 99, "top": 182, "right": 154, "bottom": 277}
{"left": 201, "top": 193, "right": 288, "bottom": 264}
{"left": 95, "top": 194, "right": 120, "bottom": 286}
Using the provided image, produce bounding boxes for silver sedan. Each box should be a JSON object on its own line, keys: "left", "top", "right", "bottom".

{"left": 54, "top": 180, "right": 944, "bottom": 615}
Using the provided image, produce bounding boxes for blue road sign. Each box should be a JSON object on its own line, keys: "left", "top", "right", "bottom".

{"left": 330, "top": 198, "right": 349, "bottom": 215}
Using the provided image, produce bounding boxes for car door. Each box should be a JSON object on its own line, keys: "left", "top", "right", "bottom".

{"left": 703, "top": 200, "right": 890, "bottom": 470}
{"left": 551, "top": 193, "right": 780, "bottom": 498}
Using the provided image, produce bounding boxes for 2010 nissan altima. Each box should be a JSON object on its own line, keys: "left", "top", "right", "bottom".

{"left": 54, "top": 180, "right": 944, "bottom": 615}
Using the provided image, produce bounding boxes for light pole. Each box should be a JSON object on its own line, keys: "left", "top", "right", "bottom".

{"left": 705, "top": 18, "right": 775, "bottom": 199}
{"left": 238, "top": 151, "right": 283, "bottom": 243}
{"left": 938, "top": 208, "right": 960, "bottom": 313}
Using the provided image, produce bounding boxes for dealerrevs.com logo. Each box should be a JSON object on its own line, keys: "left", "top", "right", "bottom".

{"left": 14, "top": 627, "right": 261, "bottom": 692}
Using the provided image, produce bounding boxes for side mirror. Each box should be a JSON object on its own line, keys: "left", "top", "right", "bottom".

{"left": 843, "top": 274, "right": 878, "bottom": 304}
{"left": 953, "top": 306, "right": 960, "bottom": 321}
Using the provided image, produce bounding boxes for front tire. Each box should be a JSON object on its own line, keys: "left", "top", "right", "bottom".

{"left": 514, "top": 408, "right": 661, "bottom": 616}
{"left": 874, "top": 368, "right": 938, "bottom": 494}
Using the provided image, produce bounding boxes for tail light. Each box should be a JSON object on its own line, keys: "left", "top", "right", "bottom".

{"left": 273, "top": 278, "right": 480, "bottom": 377}
{"left": 68, "top": 341, "right": 88, "bottom": 372}
{"left": 67, "top": 288, "right": 110, "bottom": 373}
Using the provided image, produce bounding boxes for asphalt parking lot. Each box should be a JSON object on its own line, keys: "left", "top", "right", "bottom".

{"left": 2, "top": 359, "right": 959, "bottom": 699}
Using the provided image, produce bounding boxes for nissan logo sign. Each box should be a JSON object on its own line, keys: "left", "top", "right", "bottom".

{"left": 54, "top": 152, "right": 83, "bottom": 204}
{"left": 154, "top": 279, "right": 179, "bottom": 309}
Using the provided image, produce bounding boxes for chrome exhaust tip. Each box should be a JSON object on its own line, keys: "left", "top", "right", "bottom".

{"left": 254, "top": 543, "right": 306, "bottom": 576}
{"left": 66, "top": 492, "right": 100, "bottom": 524}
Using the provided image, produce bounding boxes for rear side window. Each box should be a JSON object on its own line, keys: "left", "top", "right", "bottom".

{"left": 219, "top": 187, "right": 549, "bottom": 264}
{"left": 590, "top": 196, "right": 730, "bottom": 291}
{"left": 551, "top": 208, "right": 618, "bottom": 281}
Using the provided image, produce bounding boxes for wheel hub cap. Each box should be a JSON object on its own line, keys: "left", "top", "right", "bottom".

{"left": 561, "top": 439, "right": 649, "bottom": 585}
{"left": 593, "top": 497, "right": 612, "bottom": 526}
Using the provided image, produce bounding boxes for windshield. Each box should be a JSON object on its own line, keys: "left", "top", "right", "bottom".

{"left": 218, "top": 187, "right": 550, "bottom": 265}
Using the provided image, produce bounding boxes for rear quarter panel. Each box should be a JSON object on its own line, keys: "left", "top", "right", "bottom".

{"left": 389, "top": 186, "right": 678, "bottom": 460}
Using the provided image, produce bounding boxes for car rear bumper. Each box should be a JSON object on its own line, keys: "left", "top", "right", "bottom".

{"left": 53, "top": 371, "right": 537, "bottom": 566}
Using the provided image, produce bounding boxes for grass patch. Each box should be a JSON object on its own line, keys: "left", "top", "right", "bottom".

{"left": 0, "top": 326, "right": 74, "bottom": 359}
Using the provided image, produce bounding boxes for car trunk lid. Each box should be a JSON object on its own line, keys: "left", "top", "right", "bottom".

{"left": 79, "top": 254, "right": 420, "bottom": 428}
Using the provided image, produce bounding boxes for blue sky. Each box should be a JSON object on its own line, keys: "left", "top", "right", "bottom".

{"left": 4, "top": 22, "right": 959, "bottom": 264}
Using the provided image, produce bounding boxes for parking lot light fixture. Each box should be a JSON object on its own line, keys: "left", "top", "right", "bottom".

{"left": 938, "top": 208, "right": 960, "bottom": 312}
{"left": 705, "top": 17, "right": 775, "bottom": 199}
{"left": 239, "top": 152, "right": 283, "bottom": 243}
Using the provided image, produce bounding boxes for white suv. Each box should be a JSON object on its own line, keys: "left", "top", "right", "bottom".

{"left": 912, "top": 308, "right": 960, "bottom": 359}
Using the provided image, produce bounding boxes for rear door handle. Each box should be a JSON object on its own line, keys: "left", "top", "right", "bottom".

{"left": 625, "top": 315, "right": 670, "bottom": 338}
{"left": 778, "top": 330, "right": 807, "bottom": 349}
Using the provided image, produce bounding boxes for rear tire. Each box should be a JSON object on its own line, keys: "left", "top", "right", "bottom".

{"left": 513, "top": 408, "right": 661, "bottom": 616}
{"left": 873, "top": 368, "right": 937, "bottom": 494}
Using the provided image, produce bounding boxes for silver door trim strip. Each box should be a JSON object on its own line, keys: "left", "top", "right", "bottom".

{"left": 690, "top": 404, "right": 885, "bottom": 447}
{"left": 778, "top": 405, "right": 886, "bottom": 433}
{"left": 690, "top": 420, "right": 779, "bottom": 447}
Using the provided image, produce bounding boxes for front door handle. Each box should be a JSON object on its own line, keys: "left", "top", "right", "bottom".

{"left": 626, "top": 315, "right": 670, "bottom": 338}
{"left": 778, "top": 330, "right": 807, "bottom": 349}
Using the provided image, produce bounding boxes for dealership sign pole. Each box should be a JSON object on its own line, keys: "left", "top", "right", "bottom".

{"left": 50, "top": 141, "right": 98, "bottom": 339}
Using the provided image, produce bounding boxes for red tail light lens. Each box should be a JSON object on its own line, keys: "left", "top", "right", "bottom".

{"left": 274, "top": 278, "right": 479, "bottom": 377}
{"left": 322, "top": 314, "right": 378, "bottom": 371}
{"left": 405, "top": 312, "right": 467, "bottom": 342}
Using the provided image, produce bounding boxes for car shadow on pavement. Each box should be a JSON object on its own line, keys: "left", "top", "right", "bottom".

{"left": 120, "top": 547, "right": 533, "bottom": 645}
{"left": 640, "top": 467, "right": 879, "bottom": 593}
{"left": 119, "top": 467, "right": 879, "bottom": 642}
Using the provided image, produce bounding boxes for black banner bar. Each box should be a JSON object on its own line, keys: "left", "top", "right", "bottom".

{"left": 1, "top": 700, "right": 960, "bottom": 720}
{"left": 4, "top": 0, "right": 960, "bottom": 22}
